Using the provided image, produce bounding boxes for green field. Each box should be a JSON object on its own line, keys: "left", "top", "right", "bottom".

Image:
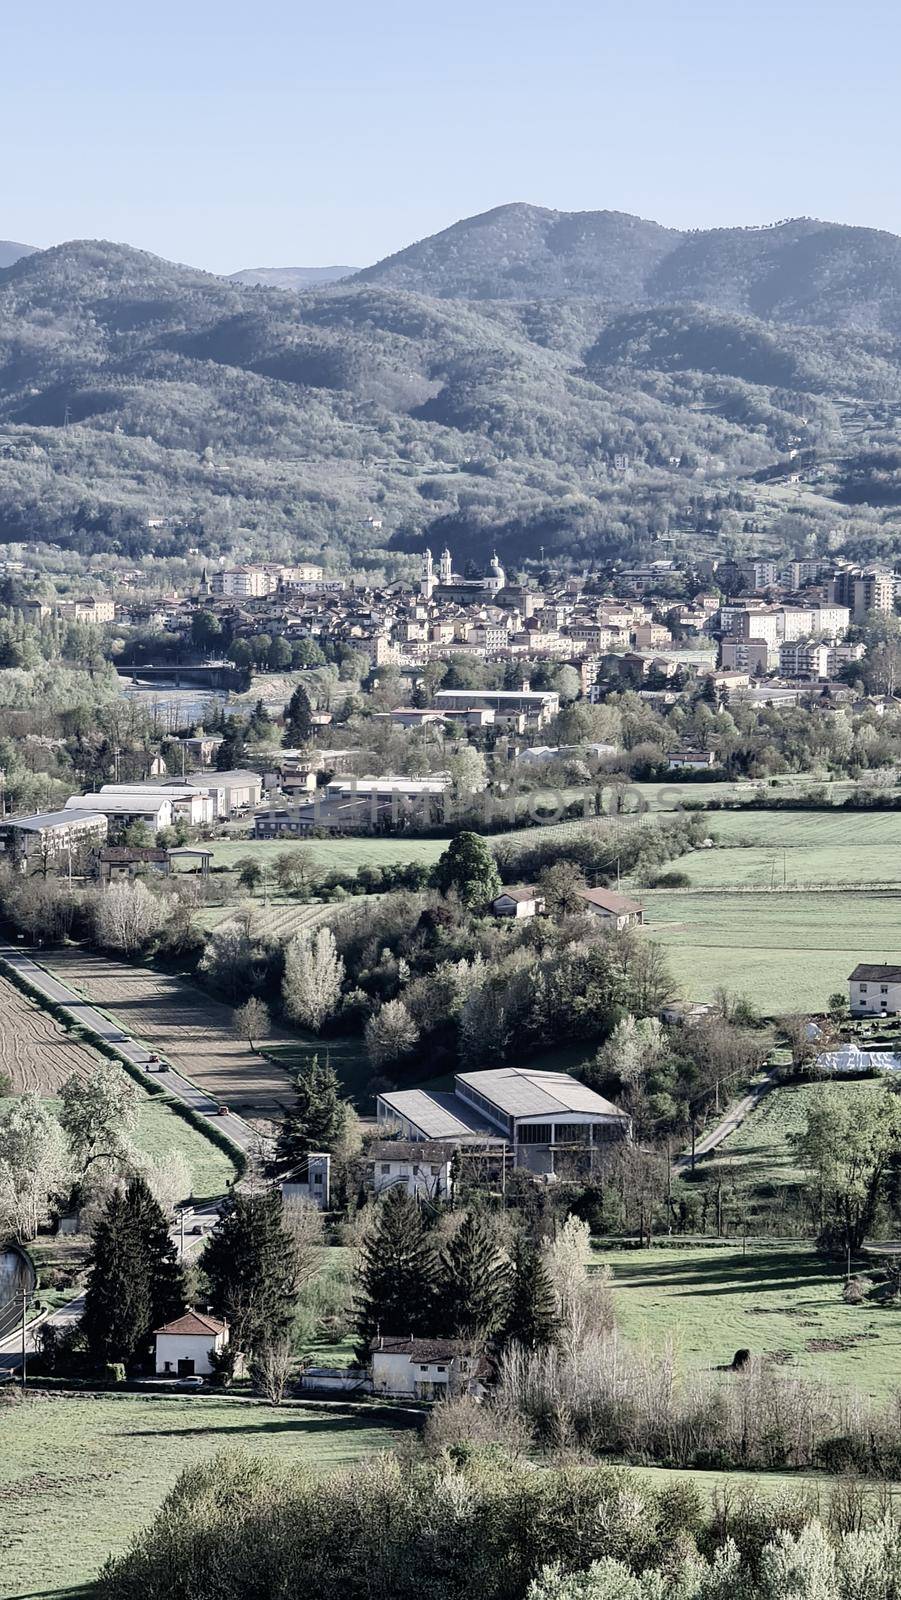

{"left": 132, "top": 1098, "right": 238, "bottom": 1200}
{"left": 592, "top": 1241, "right": 901, "bottom": 1400}
{"left": 696, "top": 1079, "right": 881, "bottom": 1194}
{"left": 678, "top": 810, "right": 901, "bottom": 888}
{"left": 205, "top": 836, "right": 448, "bottom": 872}
{"left": 0, "top": 1391, "right": 405, "bottom": 1598}
{"left": 266, "top": 1034, "right": 375, "bottom": 1107}
{"left": 647, "top": 889, "right": 901, "bottom": 1013}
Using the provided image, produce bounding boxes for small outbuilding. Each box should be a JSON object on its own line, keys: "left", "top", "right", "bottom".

{"left": 491, "top": 886, "right": 545, "bottom": 919}
{"left": 154, "top": 1311, "right": 228, "bottom": 1377}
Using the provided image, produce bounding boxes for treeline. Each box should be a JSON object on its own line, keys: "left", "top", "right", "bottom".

{"left": 97, "top": 1447, "right": 901, "bottom": 1600}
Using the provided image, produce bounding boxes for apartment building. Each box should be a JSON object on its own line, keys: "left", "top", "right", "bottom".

{"left": 830, "top": 567, "right": 897, "bottom": 622}
{"left": 778, "top": 640, "right": 830, "bottom": 679}
{"left": 0, "top": 809, "right": 108, "bottom": 872}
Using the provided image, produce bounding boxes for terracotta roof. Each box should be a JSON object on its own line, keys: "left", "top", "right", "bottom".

{"left": 99, "top": 847, "right": 168, "bottom": 862}
{"left": 154, "top": 1311, "right": 226, "bottom": 1337}
{"left": 368, "top": 1140, "right": 459, "bottom": 1161}
{"left": 372, "top": 1336, "right": 476, "bottom": 1360}
{"left": 578, "top": 887, "right": 643, "bottom": 914}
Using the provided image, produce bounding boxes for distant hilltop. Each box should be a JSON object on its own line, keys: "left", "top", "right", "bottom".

{"left": 228, "top": 265, "right": 356, "bottom": 289}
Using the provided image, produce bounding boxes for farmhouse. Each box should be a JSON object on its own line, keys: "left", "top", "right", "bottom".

{"left": 367, "top": 1140, "right": 456, "bottom": 1199}
{"left": 848, "top": 963, "right": 901, "bottom": 1017}
{"left": 370, "top": 1336, "right": 487, "bottom": 1400}
{"left": 154, "top": 1311, "right": 228, "bottom": 1377}
{"left": 666, "top": 749, "right": 717, "bottom": 770}
{"left": 491, "top": 886, "right": 545, "bottom": 918}
{"left": 577, "top": 887, "right": 644, "bottom": 928}
{"left": 96, "top": 846, "right": 171, "bottom": 882}
{"left": 377, "top": 1065, "right": 630, "bottom": 1176}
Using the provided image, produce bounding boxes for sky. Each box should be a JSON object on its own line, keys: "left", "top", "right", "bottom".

{"left": 4, "top": 0, "right": 901, "bottom": 274}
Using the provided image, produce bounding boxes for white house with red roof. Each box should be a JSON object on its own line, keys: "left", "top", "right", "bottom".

{"left": 154, "top": 1311, "right": 229, "bottom": 1377}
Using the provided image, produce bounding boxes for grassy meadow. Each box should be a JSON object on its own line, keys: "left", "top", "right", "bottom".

{"left": 591, "top": 1241, "right": 901, "bottom": 1401}
{"left": 0, "top": 1391, "right": 407, "bottom": 1599}
{"left": 647, "top": 889, "right": 901, "bottom": 1013}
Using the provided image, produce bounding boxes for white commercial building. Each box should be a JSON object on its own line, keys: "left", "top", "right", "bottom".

{"left": 65, "top": 793, "right": 174, "bottom": 831}
{"left": 377, "top": 1066, "right": 630, "bottom": 1176}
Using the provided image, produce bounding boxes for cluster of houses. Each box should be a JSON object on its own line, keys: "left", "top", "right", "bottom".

{"left": 25, "top": 545, "right": 887, "bottom": 693}
{"left": 154, "top": 1062, "right": 634, "bottom": 1398}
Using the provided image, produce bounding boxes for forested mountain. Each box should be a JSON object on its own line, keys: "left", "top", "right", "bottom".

{"left": 0, "top": 240, "right": 36, "bottom": 268}
{"left": 2, "top": 215, "right": 901, "bottom": 568}
{"left": 230, "top": 265, "right": 356, "bottom": 289}
{"left": 356, "top": 203, "right": 901, "bottom": 333}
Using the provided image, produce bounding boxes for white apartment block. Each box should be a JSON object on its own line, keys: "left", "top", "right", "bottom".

{"left": 778, "top": 640, "right": 830, "bottom": 679}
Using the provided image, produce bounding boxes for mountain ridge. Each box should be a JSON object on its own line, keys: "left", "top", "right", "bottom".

{"left": 353, "top": 202, "right": 901, "bottom": 332}
{"left": 1, "top": 222, "right": 900, "bottom": 566}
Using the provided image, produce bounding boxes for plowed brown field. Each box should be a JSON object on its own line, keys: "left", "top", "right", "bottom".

{"left": 0, "top": 973, "right": 101, "bottom": 1093}
{"left": 43, "top": 951, "right": 295, "bottom": 1117}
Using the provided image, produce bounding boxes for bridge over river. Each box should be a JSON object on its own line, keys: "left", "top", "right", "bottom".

{"left": 115, "top": 661, "right": 242, "bottom": 690}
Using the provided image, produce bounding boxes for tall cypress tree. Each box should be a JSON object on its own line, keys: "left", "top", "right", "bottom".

{"left": 82, "top": 1175, "right": 186, "bottom": 1369}
{"left": 283, "top": 683, "right": 313, "bottom": 747}
{"left": 441, "top": 1210, "right": 510, "bottom": 1337}
{"left": 502, "top": 1237, "right": 560, "bottom": 1352}
{"left": 354, "top": 1188, "right": 438, "bottom": 1355}
{"left": 277, "top": 1055, "right": 346, "bottom": 1167}
{"left": 202, "top": 1192, "right": 299, "bottom": 1361}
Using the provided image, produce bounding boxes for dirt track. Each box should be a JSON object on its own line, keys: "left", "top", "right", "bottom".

{"left": 0, "top": 972, "right": 101, "bottom": 1093}
{"left": 42, "top": 951, "right": 296, "bottom": 1117}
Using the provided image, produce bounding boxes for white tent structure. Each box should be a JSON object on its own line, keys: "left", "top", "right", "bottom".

{"left": 814, "top": 1043, "right": 901, "bottom": 1076}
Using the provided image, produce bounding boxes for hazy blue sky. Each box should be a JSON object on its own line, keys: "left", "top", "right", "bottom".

{"left": 5, "top": 0, "right": 899, "bottom": 273}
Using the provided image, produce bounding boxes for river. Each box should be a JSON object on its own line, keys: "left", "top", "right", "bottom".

{"left": 120, "top": 680, "right": 235, "bottom": 731}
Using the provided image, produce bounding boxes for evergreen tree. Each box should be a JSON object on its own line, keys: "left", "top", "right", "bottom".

{"left": 202, "top": 1192, "right": 299, "bottom": 1363}
{"left": 216, "top": 731, "right": 246, "bottom": 770}
{"left": 277, "top": 1054, "right": 347, "bottom": 1166}
{"left": 354, "top": 1188, "right": 438, "bottom": 1355}
{"left": 502, "top": 1237, "right": 560, "bottom": 1352}
{"left": 434, "top": 831, "right": 501, "bottom": 908}
{"left": 82, "top": 1174, "right": 186, "bottom": 1369}
{"left": 441, "top": 1210, "right": 510, "bottom": 1337}
{"left": 283, "top": 683, "right": 313, "bottom": 746}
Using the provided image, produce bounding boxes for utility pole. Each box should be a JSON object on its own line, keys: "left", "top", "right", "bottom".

{"left": 180, "top": 1209, "right": 186, "bottom": 1261}
{"left": 21, "top": 1290, "right": 27, "bottom": 1387}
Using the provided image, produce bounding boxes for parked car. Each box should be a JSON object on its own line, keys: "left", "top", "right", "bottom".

{"left": 175, "top": 1375, "right": 204, "bottom": 1389}
{"left": 217, "top": 1104, "right": 230, "bottom": 1116}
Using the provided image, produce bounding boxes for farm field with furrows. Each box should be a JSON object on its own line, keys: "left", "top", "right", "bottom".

{"left": 195, "top": 897, "right": 342, "bottom": 937}
{"left": 0, "top": 970, "right": 237, "bottom": 1197}
{"left": 646, "top": 889, "right": 901, "bottom": 1013}
{"left": 590, "top": 1241, "right": 901, "bottom": 1400}
{"left": 0, "top": 1392, "right": 408, "bottom": 1600}
{"left": 0, "top": 970, "right": 102, "bottom": 1092}
{"left": 41, "top": 950, "right": 297, "bottom": 1117}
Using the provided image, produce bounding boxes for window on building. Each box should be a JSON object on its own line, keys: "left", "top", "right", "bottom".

{"left": 518, "top": 1123, "right": 553, "bottom": 1144}
{"left": 881, "top": 986, "right": 889, "bottom": 994}
{"left": 860, "top": 984, "right": 868, "bottom": 992}
{"left": 430, "top": 1165, "right": 441, "bottom": 1176}
{"left": 553, "top": 1123, "right": 588, "bottom": 1144}
{"left": 380, "top": 1163, "right": 391, "bottom": 1174}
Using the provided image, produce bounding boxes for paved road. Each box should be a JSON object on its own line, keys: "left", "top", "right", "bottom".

{"left": 672, "top": 1071, "right": 779, "bottom": 1175}
{"left": 0, "top": 944, "right": 260, "bottom": 1157}
{"left": 0, "top": 1204, "right": 219, "bottom": 1375}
